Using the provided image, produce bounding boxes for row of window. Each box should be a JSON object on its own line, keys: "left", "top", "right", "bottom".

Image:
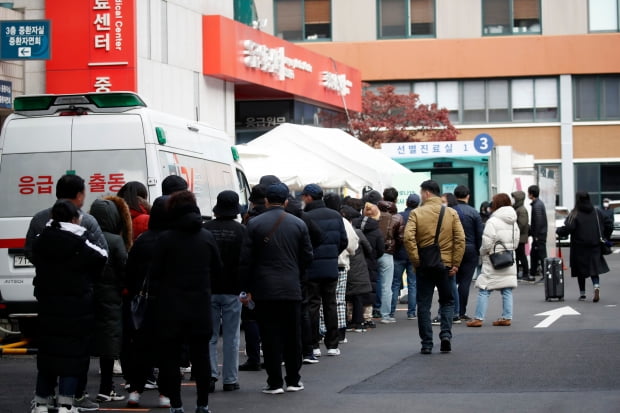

{"left": 272, "top": 0, "right": 620, "bottom": 41}
{"left": 368, "top": 75, "right": 620, "bottom": 124}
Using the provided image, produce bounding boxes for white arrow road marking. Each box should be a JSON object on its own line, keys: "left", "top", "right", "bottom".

{"left": 534, "top": 306, "right": 580, "bottom": 328}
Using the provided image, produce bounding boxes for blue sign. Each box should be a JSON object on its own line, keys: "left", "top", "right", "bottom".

{"left": 474, "top": 133, "right": 494, "bottom": 154}
{"left": 0, "top": 80, "right": 11, "bottom": 109}
{"left": 0, "top": 20, "right": 50, "bottom": 60}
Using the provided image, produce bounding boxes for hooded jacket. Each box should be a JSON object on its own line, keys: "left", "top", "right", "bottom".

{"left": 377, "top": 200, "right": 403, "bottom": 255}
{"left": 89, "top": 196, "right": 133, "bottom": 357}
{"left": 151, "top": 202, "right": 222, "bottom": 338}
{"left": 304, "top": 199, "right": 348, "bottom": 281}
{"left": 32, "top": 221, "right": 107, "bottom": 376}
{"left": 476, "top": 206, "right": 520, "bottom": 291}
{"left": 511, "top": 190, "right": 530, "bottom": 244}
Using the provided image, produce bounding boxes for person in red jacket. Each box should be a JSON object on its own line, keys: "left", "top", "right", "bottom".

{"left": 117, "top": 181, "right": 151, "bottom": 240}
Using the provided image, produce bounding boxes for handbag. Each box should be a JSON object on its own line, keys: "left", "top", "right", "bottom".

{"left": 489, "top": 225, "right": 515, "bottom": 270}
{"left": 595, "top": 210, "right": 612, "bottom": 256}
{"left": 130, "top": 274, "right": 149, "bottom": 330}
{"left": 489, "top": 241, "right": 514, "bottom": 269}
{"left": 418, "top": 206, "right": 446, "bottom": 272}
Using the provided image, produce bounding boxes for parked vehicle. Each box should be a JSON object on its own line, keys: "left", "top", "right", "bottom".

{"left": 0, "top": 92, "right": 251, "bottom": 334}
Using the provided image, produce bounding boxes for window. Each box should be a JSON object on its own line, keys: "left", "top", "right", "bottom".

{"left": 482, "top": 0, "right": 541, "bottom": 35}
{"left": 488, "top": 79, "right": 510, "bottom": 122}
{"left": 275, "top": 0, "right": 331, "bottom": 41}
{"left": 463, "top": 81, "right": 486, "bottom": 123}
{"left": 574, "top": 75, "right": 620, "bottom": 121}
{"left": 404, "top": 77, "right": 558, "bottom": 124}
{"left": 589, "top": 0, "right": 620, "bottom": 31}
{"left": 378, "top": 0, "right": 435, "bottom": 38}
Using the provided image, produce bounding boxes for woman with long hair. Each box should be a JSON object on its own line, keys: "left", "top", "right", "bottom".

{"left": 117, "top": 181, "right": 151, "bottom": 240}
{"left": 557, "top": 191, "right": 612, "bottom": 302}
{"left": 467, "top": 193, "right": 519, "bottom": 327}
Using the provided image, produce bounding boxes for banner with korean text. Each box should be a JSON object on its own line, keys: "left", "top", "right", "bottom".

{"left": 46, "top": 0, "right": 137, "bottom": 93}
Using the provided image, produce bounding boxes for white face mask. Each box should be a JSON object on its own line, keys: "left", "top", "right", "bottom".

{"left": 603, "top": 202, "right": 610, "bottom": 208}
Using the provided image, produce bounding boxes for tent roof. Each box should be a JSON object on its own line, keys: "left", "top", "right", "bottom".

{"left": 235, "top": 123, "right": 414, "bottom": 192}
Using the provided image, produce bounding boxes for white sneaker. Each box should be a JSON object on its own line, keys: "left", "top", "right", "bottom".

{"left": 31, "top": 403, "right": 48, "bottom": 413}
{"left": 96, "top": 390, "right": 125, "bottom": 402}
{"left": 261, "top": 386, "right": 285, "bottom": 394}
{"left": 312, "top": 348, "right": 321, "bottom": 357}
{"left": 158, "top": 394, "right": 171, "bottom": 408}
{"left": 327, "top": 348, "right": 341, "bottom": 356}
{"left": 126, "top": 391, "right": 140, "bottom": 407}
{"left": 286, "top": 382, "right": 304, "bottom": 392}
{"left": 57, "top": 407, "right": 79, "bottom": 413}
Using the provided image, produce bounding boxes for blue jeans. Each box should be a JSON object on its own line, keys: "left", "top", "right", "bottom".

{"left": 376, "top": 253, "right": 394, "bottom": 318}
{"left": 210, "top": 294, "right": 242, "bottom": 384}
{"left": 391, "top": 258, "right": 416, "bottom": 316}
{"left": 416, "top": 267, "right": 454, "bottom": 349}
{"left": 474, "top": 288, "right": 513, "bottom": 321}
{"left": 456, "top": 247, "right": 478, "bottom": 317}
{"left": 35, "top": 372, "right": 78, "bottom": 406}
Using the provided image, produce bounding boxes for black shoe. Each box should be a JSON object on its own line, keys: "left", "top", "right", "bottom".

{"left": 420, "top": 347, "right": 432, "bottom": 355}
{"left": 239, "top": 362, "right": 261, "bottom": 371}
{"left": 223, "top": 382, "right": 240, "bottom": 391}
{"left": 208, "top": 377, "right": 217, "bottom": 393}
{"left": 363, "top": 320, "right": 376, "bottom": 329}
{"left": 440, "top": 339, "right": 451, "bottom": 353}
{"left": 521, "top": 275, "right": 536, "bottom": 282}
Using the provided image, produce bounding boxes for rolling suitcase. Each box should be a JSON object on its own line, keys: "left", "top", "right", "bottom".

{"left": 544, "top": 257, "right": 564, "bottom": 301}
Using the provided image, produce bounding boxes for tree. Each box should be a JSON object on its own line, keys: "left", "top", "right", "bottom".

{"left": 323, "top": 84, "right": 459, "bottom": 148}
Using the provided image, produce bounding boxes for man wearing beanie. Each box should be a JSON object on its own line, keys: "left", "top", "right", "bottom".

{"left": 204, "top": 191, "right": 246, "bottom": 392}
{"left": 161, "top": 175, "right": 188, "bottom": 196}
{"left": 239, "top": 183, "right": 313, "bottom": 394}
{"left": 301, "top": 184, "right": 348, "bottom": 357}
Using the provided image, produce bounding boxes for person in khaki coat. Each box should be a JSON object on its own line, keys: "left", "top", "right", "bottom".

{"left": 403, "top": 180, "right": 465, "bottom": 355}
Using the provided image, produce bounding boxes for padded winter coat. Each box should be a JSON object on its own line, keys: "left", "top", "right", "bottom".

{"left": 32, "top": 222, "right": 107, "bottom": 376}
{"left": 476, "top": 206, "right": 520, "bottom": 291}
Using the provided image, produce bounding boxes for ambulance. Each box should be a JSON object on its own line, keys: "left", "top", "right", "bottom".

{"left": 0, "top": 92, "right": 251, "bottom": 334}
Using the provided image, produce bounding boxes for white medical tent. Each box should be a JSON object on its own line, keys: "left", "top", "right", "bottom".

{"left": 235, "top": 123, "right": 417, "bottom": 194}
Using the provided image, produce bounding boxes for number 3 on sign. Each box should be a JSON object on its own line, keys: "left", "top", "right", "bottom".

{"left": 474, "top": 133, "right": 494, "bottom": 154}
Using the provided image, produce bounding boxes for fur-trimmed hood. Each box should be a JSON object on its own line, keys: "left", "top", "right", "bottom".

{"left": 90, "top": 195, "right": 133, "bottom": 250}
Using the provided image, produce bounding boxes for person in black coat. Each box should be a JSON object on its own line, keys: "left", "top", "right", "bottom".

{"left": 151, "top": 191, "right": 222, "bottom": 413}
{"left": 557, "top": 191, "right": 612, "bottom": 302}
{"left": 203, "top": 191, "right": 246, "bottom": 392}
{"left": 239, "top": 183, "right": 313, "bottom": 394}
{"left": 238, "top": 184, "right": 267, "bottom": 371}
{"left": 528, "top": 185, "right": 548, "bottom": 281}
{"left": 350, "top": 207, "right": 384, "bottom": 329}
{"left": 286, "top": 196, "right": 327, "bottom": 363}
{"left": 301, "top": 184, "right": 348, "bottom": 356}
{"left": 89, "top": 196, "right": 133, "bottom": 403}
{"left": 343, "top": 207, "right": 373, "bottom": 332}
{"left": 123, "top": 195, "right": 170, "bottom": 408}
{"left": 30, "top": 200, "right": 108, "bottom": 413}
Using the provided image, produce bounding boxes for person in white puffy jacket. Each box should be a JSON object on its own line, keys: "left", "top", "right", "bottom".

{"left": 467, "top": 193, "right": 520, "bottom": 327}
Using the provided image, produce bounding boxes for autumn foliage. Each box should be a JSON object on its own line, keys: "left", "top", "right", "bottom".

{"left": 323, "top": 84, "right": 459, "bottom": 148}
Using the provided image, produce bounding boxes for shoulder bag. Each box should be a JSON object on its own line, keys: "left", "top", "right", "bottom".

{"left": 595, "top": 210, "right": 612, "bottom": 256}
{"left": 489, "top": 225, "right": 515, "bottom": 270}
{"left": 417, "top": 206, "right": 446, "bottom": 272}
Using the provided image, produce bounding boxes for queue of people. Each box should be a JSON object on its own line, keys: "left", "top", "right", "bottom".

{"left": 26, "top": 173, "right": 612, "bottom": 413}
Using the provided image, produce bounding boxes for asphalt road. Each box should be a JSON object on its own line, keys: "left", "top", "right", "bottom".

{"left": 2, "top": 248, "right": 620, "bottom": 413}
